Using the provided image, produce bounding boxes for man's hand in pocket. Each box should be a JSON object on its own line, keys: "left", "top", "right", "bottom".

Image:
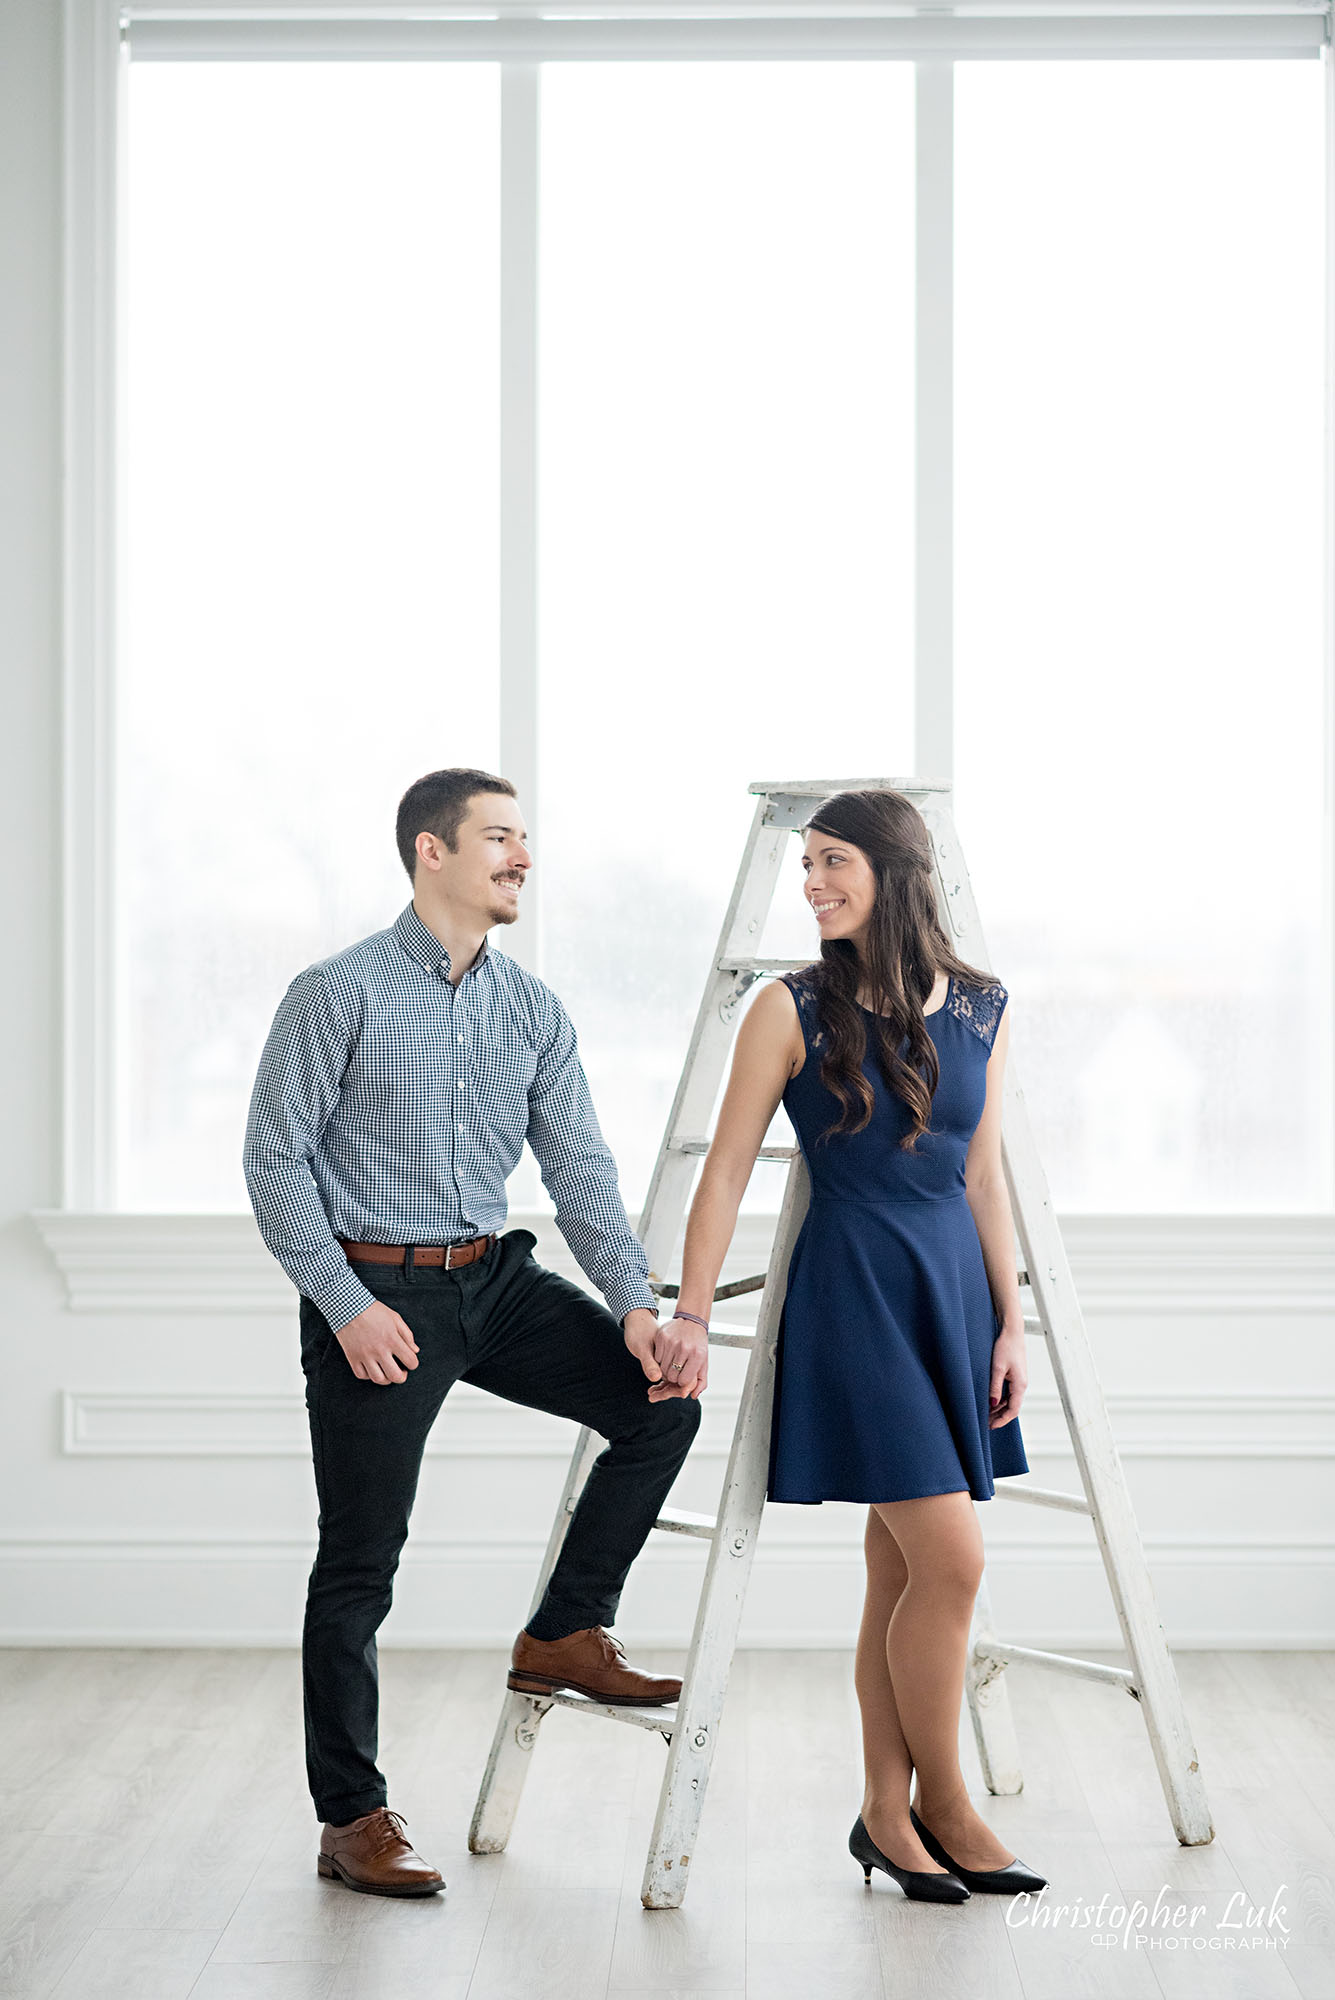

{"left": 334, "top": 1300, "right": 420, "bottom": 1385}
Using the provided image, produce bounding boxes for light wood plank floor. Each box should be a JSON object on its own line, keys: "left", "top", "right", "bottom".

{"left": 0, "top": 1647, "right": 1329, "bottom": 1999}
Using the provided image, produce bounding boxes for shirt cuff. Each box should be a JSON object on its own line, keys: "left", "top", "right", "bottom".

{"left": 309, "top": 1264, "right": 378, "bottom": 1333}
{"left": 605, "top": 1272, "right": 659, "bottom": 1323}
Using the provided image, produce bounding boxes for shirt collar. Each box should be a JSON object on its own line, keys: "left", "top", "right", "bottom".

{"left": 392, "top": 901, "right": 492, "bottom": 980}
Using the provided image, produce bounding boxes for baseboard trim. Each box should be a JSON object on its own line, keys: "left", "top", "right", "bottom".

{"left": 0, "top": 1630, "right": 1326, "bottom": 1651}
{"left": 0, "top": 1531, "right": 1329, "bottom": 1563}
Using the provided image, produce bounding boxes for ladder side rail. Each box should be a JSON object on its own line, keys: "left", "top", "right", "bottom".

{"left": 922, "top": 802, "right": 1213, "bottom": 1846}
{"left": 523, "top": 1425, "right": 605, "bottom": 1622}
{"left": 1002, "top": 1096, "right": 1214, "bottom": 1844}
{"left": 467, "top": 1424, "right": 603, "bottom": 1853}
{"left": 468, "top": 1691, "right": 553, "bottom": 1853}
{"left": 639, "top": 1156, "right": 811, "bottom": 1908}
{"left": 965, "top": 1575, "right": 1024, "bottom": 1792}
{"left": 637, "top": 796, "right": 792, "bottom": 1276}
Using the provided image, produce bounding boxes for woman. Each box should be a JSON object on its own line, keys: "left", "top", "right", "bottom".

{"left": 656, "top": 789, "right": 1048, "bottom": 1903}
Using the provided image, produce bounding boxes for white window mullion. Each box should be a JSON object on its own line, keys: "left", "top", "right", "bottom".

{"left": 914, "top": 60, "right": 954, "bottom": 786}
{"left": 499, "top": 61, "right": 541, "bottom": 978}
{"left": 1323, "top": 40, "right": 1335, "bottom": 1195}
{"left": 500, "top": 59, "right": 543, "bottom": 1210}
{"left": 63, "top": 0, "right": 125, "bottom": 1208}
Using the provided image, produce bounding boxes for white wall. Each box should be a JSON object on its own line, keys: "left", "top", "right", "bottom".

{"left": 1, "top": 0, "right": 1332, "bottom": 1651}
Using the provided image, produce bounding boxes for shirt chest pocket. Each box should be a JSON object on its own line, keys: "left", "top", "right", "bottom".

{"left": 350, "top": 1019, "right": 454, "bottom": 1098}
{"left": 470, "top": 1038, "right": 539, "bottom": 1135}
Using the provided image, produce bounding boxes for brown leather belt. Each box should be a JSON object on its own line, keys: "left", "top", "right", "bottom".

{"left": 336, "top": 1233, "right": 497, "bottom": 1270}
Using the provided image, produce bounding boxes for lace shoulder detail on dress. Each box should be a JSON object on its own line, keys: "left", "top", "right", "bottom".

{"left": 946, "top": 975, "right": 1008, "bottom": 1053}
{"left": 780, "top": 967, "right": 826, "bottom": 1052}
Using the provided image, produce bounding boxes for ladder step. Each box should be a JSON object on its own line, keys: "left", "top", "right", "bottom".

{"left": 673, "top": 1137, "right": 797, "bottom": 1162}
{"left": 653, "top": 1273, "right": 767, "bottom": 1302}
{"left": 543, "top": 1690, "right": 680, "bottom": 1733}
{"left": 974, "top": 1639, "right": 1138, "bottom": 1694}
{"left": 991, "top": 1482, "right": 1091, "bottom": 1515}
{"left": 717, "top": 955, "right": 810, "bottom": 975}
{"left": 708, "top": 1330, "right": 755, "bottom": 1350}
{"left": 654, "top": 1508, "right": 717, "bottom": 1539}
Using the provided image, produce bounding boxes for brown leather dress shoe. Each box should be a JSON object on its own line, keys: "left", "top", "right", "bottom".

{"left": 508, "top": 1626, "right": 681, "bottom": 1706}
{"left": 317, "top": 1807, "right": 444, "bottom": 1896}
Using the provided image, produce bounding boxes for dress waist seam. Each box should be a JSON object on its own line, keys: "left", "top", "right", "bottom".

{"left": 805, "top": 1190, "right": 968, "bottom": 1208}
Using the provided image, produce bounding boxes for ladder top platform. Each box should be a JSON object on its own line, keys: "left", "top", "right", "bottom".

{"left": 747, "top": 775, "right": 954, "bottom": 797}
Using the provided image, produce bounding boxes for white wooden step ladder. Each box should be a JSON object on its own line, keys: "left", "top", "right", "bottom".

{"left": 468, "top": 775, "right": 1214, "bottom": 1908}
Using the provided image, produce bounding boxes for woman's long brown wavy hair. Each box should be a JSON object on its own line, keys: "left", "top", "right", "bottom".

{"left": 801, "top": 790, "right": 996, "bottom": 1150}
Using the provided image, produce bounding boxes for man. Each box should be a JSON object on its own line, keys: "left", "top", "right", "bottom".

{"left": 243, "top": 767, "right": 702, "bottom": 1897}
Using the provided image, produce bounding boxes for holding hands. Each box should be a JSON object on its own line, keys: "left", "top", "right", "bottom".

{"left": 622, "top": 1307, "right": 710, "bottom": 1401}
{"left": 335, "top": 1299, "right": 712, "bottom": 1398}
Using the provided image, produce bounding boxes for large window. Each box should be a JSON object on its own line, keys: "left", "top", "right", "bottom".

{"left": 115, "top": 37, "right": 1330, "bottom": 1217}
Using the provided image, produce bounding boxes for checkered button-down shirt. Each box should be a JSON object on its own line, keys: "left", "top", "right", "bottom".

{"left": 242, "top": 900, "right": 657, "bottom": 1334}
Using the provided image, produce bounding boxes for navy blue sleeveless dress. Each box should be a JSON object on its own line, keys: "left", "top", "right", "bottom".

{"left": 767, "top": 968, "right": 1030, "bottom": 1504}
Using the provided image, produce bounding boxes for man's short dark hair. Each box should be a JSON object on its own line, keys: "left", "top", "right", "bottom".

{"left": 395, "top": 768, "right": 518, "bottom": 881}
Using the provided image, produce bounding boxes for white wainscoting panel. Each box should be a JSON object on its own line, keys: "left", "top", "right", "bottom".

{"left": 58, "top": 1384, "right": 1335, "bottom": 1460}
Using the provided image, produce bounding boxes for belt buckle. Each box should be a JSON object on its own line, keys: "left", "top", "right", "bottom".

{"left": 444, "top": 1242, "right": 460, "bottom": 1270}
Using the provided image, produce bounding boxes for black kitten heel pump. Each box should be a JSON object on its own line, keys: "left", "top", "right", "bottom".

{"left": 849, "top": 1815, "right": 970, "bottom": 1903}
{"left": 909, "top": 1806, "right": 1049, "bottom": 1893}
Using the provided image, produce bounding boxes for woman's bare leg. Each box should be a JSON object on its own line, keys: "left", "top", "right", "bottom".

{"left": 856, "top": 1492, "right": 1015, "bottom": 1873}
{"left": 855, "top": 1503, "right": 942, "bottom": 1870}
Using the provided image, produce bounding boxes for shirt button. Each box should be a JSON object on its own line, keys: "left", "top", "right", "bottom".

{"left": 456, "top": 1079, "right": 466, "bottom": 1089}
{"left": 457, "top": 1033, "right": 464, "bottom": 1043}
{"left": 457, "top": 1123, "right": 465, "bottom": 1133}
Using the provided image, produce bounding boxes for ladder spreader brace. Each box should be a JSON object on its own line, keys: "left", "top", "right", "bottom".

{"left": 468, "top": 776, "right": 1213, "bottom": 1909}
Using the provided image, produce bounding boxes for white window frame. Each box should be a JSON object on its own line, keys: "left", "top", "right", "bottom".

{"left": 49, "top": 0, "right": 1335, "bottom": 1269}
